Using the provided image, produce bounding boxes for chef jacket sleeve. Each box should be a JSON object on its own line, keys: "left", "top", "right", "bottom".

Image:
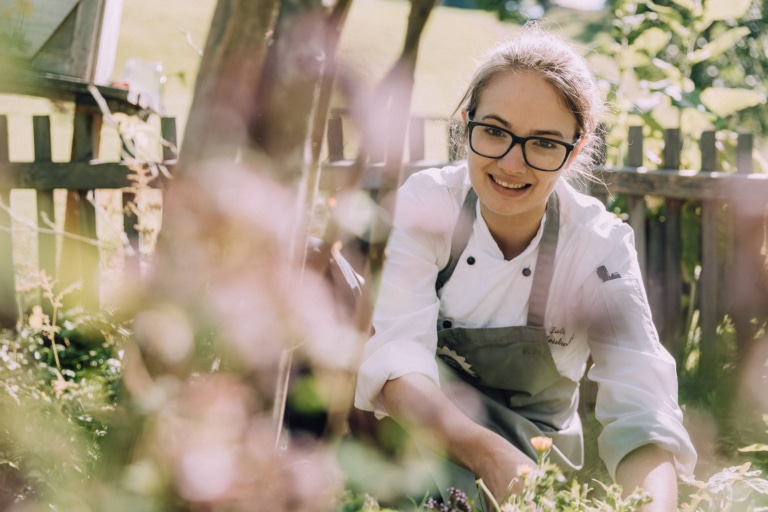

{"left": 354, "top": 172, "right": 457, "bottom": 418}
{"left": 584, "top": 228, "right": 697, "bottom": 480}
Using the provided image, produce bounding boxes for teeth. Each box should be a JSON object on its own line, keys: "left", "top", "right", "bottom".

{"left": 492, "top": 176, "right": 527, "bottom": 189}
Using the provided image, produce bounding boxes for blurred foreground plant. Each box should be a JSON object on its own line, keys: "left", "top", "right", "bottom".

{"left": 340, "top": 433, "right": 768, "bottom": 511}
{"left": 340, "top": 436, "right": 652, "bottom": 512}
{"left": 680, "top": 461, "right": 768, "bottom": 511}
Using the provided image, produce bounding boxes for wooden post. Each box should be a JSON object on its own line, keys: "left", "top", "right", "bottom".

{"left": 662, "top": 128, "right": 682, "bottom": 170}
{"left": 326, "top": 115, "right": 345, "bottom": 162}
{"left": 626, "top": 126, "right": 647, "bottom": 281}
{"left": 122, "top": 184, "right": 140, "bottom": 282}
{"left": 0, "top": 115, "right": 16, "bottom": 328}
{"left": 61, "top": 108, "right": 102, "bottom": 311}
{"left": 736, "top": 133, "right": 753, "bottom": 175}
{"left": 699, "top": 131, "right": 718, "bottom": 378}
{"left": 33, "top": 116, "right": 57, "bottom": 317}
{"left": 647, "top": 211, "right": 665, "bottom": 338}
{"left": 156, "top": 116, "right": 177, "bottom": 255}
{"left": 662, "top": 128, "right": 683, "bottom": 358}
{"left": 729, "top": 132, "right": 767, "bottom": 364}
{"left": 161, "top": 117, "right": 178, "bottom": 163}
{"left": 408, "top": 116, "right": 425, "bottom": 162}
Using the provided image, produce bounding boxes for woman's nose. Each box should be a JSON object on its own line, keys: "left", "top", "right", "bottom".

{"left": 496, "top": 142, "right": 528, "bottom": 174}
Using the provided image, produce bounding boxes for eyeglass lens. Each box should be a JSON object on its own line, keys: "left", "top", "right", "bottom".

{"left": 469, "top": 124, "right": 569, "bottom": 171}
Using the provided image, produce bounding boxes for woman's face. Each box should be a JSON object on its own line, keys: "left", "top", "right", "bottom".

{"left": 465, "top": 70, "right": 582, "bottom": 230}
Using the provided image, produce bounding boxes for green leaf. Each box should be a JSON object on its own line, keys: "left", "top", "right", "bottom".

{"left": 739, "top": 443, "right": 768, "bottom": 452}
{"left": 631, "top": 27, "right": 671, "bottom": 55}
{"left": 650, "top": 58, "right": 683, "bottom": 83}
{"left": 688, "top": 27, "right": 751, "bottom": 63}
{"left": 700, "top": 87, "right": 766, "bottom": 117}
{"left": 667, "top": 87, "right": 702, "bottom": 110}
{"left": 703, "top": 0, "right": 752, "bottom": 25}
{"left": 647, "top": 3, "right": 690, "bottom": 38}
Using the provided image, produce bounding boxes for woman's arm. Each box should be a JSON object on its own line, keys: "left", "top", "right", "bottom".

{"left": 616, "top": 444, "right": 678, "bottom": 512}
{"left": 381, "top": 373, "right": 534, "bottom": 501}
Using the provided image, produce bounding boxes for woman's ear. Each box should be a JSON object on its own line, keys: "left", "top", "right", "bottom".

{"left": 461, "top": 109, "right": 468, "bottom": 123}
{"left": 570, "top": 135, "right": 589, "bottom": 162}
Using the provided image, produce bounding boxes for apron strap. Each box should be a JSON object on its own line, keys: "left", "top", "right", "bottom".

{"left": 435, "top": 188, "right": 478, "bottom": 292}
{"left": 435, "top": 188, "right": 560, "bottom": 327}
{"left": 527, "top": 192, "right": 559, "bottom": 327}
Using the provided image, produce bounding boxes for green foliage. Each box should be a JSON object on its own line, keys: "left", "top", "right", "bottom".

{"left": 0, "top": 280, "right": 127, "bottom": 505}
{"left": 338, "top": 439, "right": 652, "bottom": 511}
{"left": 595, "top": 0, "right": 767, "bottom": 170}
{"left": 340, "top": 439, "right": 768, "bottom": 511}
{"left": 483, "top": 463, "right": 652, "bottom": 511}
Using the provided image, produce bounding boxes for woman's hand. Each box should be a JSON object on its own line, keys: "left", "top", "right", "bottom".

{"left": 381, "top": 374, "right": 535, "bottom": 503}
{"left": 470, "top": 431, "right": 533, "bottom": 502}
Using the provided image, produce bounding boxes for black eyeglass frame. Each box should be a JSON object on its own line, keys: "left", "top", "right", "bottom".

{"left": 466, "top": 119, "right": 581, "bottom": 172}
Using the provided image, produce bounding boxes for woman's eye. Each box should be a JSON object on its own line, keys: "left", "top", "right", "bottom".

{"left": 532, "top": 138, "right": 558, "bottom": 150}
{"left": 483, "top": 127, "right": 506, "bottom": 138}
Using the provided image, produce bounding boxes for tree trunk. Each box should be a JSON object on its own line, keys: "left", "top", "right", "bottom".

{"left": 179, "top": 0, "right": 281, "bottom": 169}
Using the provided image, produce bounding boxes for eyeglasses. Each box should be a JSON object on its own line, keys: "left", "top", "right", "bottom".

{"left": 467, "top": 120, "right": 580, "bottom": 172}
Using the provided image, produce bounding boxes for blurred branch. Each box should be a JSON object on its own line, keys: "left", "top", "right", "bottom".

{"left": 356, "top": 0, "right": 438, "bottom": 328}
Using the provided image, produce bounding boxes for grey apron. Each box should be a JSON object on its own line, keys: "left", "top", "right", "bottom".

{"left": 432, "top": 189, "right": 583, "bottom": 493}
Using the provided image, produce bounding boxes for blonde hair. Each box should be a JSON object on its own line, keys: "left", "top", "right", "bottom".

{"left": 452, "top": 24, "right": 606, "bottom": 180}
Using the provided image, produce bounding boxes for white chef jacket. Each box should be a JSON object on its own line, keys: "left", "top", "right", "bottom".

{"left": 354, "top": 163, "right": 697, "bottom": 479}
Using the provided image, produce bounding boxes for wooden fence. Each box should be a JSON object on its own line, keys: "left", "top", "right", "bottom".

{"left": 592, "top": 127, "right": 768, "bottom": 378}
{"left": 2, "top": 107, "right": 767, "bottom": 383}
{"left": 0, "top": 84, "right": 176, "bottom": 328}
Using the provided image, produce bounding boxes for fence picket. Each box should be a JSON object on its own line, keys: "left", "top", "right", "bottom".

{"left": 60, "top": 110, "right": 101, "bottom": 310}
{"left": 731, "top": 131, "right": 764, "bottom": 360}
{"left": 161, "top": 117, "right": 178, "bottom": 163}
{"left": 661, "top": 129, "right": 684, "bottom": 356}
{"left": 33, "top": 116, "right": 56, "bottom": 317}
{"left": 408, "top": 117, "right": 425, "bottom": 162}
{"left": 327, "top": 115, "right": 345, "bottom": 162}
{"left": 625, "top": 126, "right": 647, "bottom": 281}
{"left": 0, "top": 115, "right": 14, "bottom": 329}
{"left": 664, "top": 198, "right": 684, "bottom": 358}
{"left": 736, "top": 133, "right": 753, "bottom": 174}
{"left": 699, "top": 131, "right": 719, "bottom": 377}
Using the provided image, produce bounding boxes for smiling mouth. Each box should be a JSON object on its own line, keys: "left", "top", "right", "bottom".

{"left": 490, "top": 175, "right": 530, "bottom": 190}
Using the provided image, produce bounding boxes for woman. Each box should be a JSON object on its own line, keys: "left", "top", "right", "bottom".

{"left": 354, "top": 26, "right": 696, "bottom": 510}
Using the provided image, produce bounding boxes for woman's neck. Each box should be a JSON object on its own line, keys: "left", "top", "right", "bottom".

{"left": 481, "top": 204, "right": 546, "bottom": 261}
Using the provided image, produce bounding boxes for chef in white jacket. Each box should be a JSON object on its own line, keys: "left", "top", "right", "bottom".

{"left": 354, "top": 26, "right": 696, "bottom": 511}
